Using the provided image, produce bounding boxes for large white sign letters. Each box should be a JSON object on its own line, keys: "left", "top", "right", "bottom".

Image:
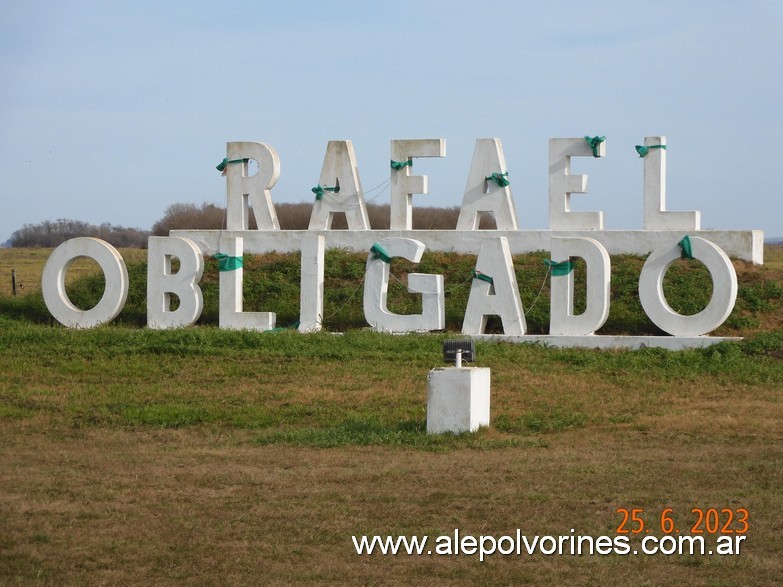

{"left": 40, "top": 136, "right": 762, "bottom": 349}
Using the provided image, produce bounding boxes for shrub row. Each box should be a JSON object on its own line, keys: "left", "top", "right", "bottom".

{"left": 10, "top": 219, "right": 149, "bottom": 248}
{"left": 151, "top": 202, "right": 495, "bottom": 234}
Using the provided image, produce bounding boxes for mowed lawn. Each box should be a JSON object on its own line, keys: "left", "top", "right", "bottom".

{"left": 0, "top": 245, "right": 782, "bottom": 584}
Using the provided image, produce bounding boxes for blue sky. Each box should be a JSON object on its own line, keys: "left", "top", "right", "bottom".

{"left": 1, "top": 0, "right": 781, "bottom": 242}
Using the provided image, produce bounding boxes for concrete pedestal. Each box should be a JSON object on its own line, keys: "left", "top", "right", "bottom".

{"left": 426, "top": 367, "right": 490, "bottom": 434}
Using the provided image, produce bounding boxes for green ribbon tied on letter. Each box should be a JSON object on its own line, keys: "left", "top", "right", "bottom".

{"left": 471, "top": 269, "right": 494, "bottom": 285}
{"left": 390, "top": 159, "right": 413, "bottom": 170}
{"left": 635, "top": 144, "right": 667, "bottom": 158}
{"left": 213, "top": 253, "right": 243, "bottom": 272}
{"left": 485, "top": 172, "right": 510, "bottom": 187}
{"left": 311, "top": 185, "right": 340, "bottom": 201}
{"left": 545, "top": 259, "right": 574, "bottom": 276}
{"left": 584, "top": 135, "right": 606, "bottom": 158}
{"left": 216, "top": 158, "right": 247, "bottom": 172}
{"left": 678, "top": 235, "right": 694, "bottom": 260}
{"left": 370, "top": 243, "right": 392, "bottom": 263}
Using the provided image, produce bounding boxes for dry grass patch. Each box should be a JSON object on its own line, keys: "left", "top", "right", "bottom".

{"left": 0, "top": 247, "right": 146, "bottom": 297}
{"left": 0, "top": 327, "right": 782, "bottom": 583}
{"left": 0, "top": 424, "right": 779, "bottom": 585}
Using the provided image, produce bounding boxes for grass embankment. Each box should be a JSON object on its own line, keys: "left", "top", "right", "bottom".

{"left": 2, "top": 245, "right": 783, "bottom": 335}
{"left": 0, "top": 247, "right": 782, "bottom": 584}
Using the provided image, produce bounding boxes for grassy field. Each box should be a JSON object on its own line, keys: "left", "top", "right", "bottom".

{"left": 0, "top": 247, "right": 147, "bottom": 298}
{"left": 1, "top": 246, "right": 782, "bottom": 584}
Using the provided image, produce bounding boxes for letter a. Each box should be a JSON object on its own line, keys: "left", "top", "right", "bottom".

{"left": 308, "top": 140, "right": 370, "bottom": 230}
{"left": 456, "top": 138, "right": 519, "bottom": 230}
{"left": 462, "top": 237, "right": 526, "bottom": 335}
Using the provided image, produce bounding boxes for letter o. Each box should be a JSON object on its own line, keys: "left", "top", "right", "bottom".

{"left": 639, "top": 236, "right": 737, "bottom": 337}
{"left": 657, "top": 535, "right": 677, "bottom": 555}
{"left": 538, "top": 536, "right": 557, "bottom": 555}
{"left": 42, "top": 237, "right": 129, "bottom": 328}
{"left": 497, "top": 535, "right": 515, "bottom": 555}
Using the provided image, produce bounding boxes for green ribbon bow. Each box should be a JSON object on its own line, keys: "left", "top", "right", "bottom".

{"left": 213, "top": 253, "right": 243, "bottom": 272}
{"left": 311, "top": 185, "right": 340, "bottom": 200}
{"left": 390, "top": 159, "right": 413, "bottom": 170}
{"left": 584, "top": 135, "right": 606, "bottom": 158}
{"left": 471, "top": 269, "right": 494, "bottom": 285}
{"left": 370, "top": 243, "right": 392, "bottom": 263}
{"left": 635, "top": 144, "right": 667, "bottom": 158}
{"left": 545, "top": 259, "right": 574, "bottom": 276}
{"left": 485, "top": 172, "right": 510, "bottom": 187}
{"left": 216, "top": 158, "right": 247, "bottom": 172}
{"left": 678, "top": 235, "right": 694, "bottom": 260}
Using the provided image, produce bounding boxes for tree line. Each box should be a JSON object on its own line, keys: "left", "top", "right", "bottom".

{"left": 9, "top": 219, "right": 150, "bottom": 248}
{"left": 10, "top": 201, "right": 492, "bottom": 247}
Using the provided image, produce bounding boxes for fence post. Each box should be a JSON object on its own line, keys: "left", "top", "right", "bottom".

{"left": 11, "top": 269, "right": 16, "bottom": 296}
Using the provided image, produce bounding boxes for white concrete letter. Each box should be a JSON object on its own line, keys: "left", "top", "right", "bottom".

{"left": 639, "top": 236, "right": 737, "bottom": 336}
{"left": 462, "top": 237, "right": 526, "bottom": 335}
{"left": 225, "top": 141, "right": 281, "bottom": 230}
{"left": 42, "top": 237, "right": 128, "bottom": 328}
{"left": 548, "top": 137, "right": 605, "bottom": 230}
{"left": 390, "top": 139, "right": 446, "bottom": 230}
{"left": 549, "top": 237, "right": 610, "bottom": 336}
{"left": 641, "top": 136, "right": 701, "bottom": 230}
{"left": 147, "top": 236, "right": 204, "bottom": 329}
{"left": 363, "top": 237, "right": 445, "bottom": 333}
{"left": 298, "top": 234, "right": 325, "bottom": 333}
{"left": 308, "top": 140, "right": 371, "bottom": 230}
{"left": 218, "top": 236, "right": 276, "bottom": 331}
{"left": 456, "top": 138, "right": 519, "bottom": 230}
